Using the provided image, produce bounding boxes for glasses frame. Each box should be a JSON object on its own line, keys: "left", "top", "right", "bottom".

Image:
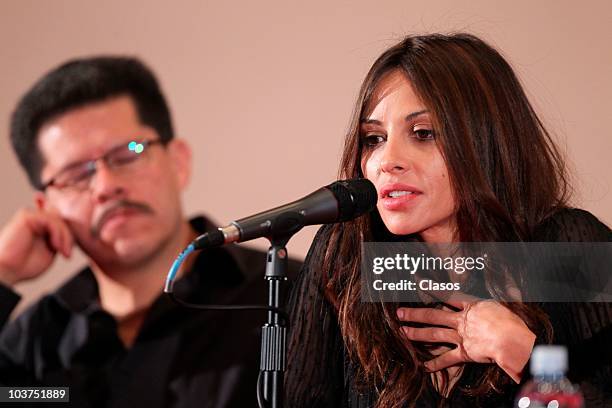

{"left": 40, "top": 138, "right": 165, "bottom": 192}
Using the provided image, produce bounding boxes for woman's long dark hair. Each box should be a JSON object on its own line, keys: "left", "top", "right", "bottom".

{"left": 323, "top": 33, "right": 569, "bottom": 407}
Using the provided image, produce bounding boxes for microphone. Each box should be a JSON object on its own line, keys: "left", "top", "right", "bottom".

{"left": 192, "top": 179, "right": 377, "bottom": 249}
{"left": 164, "top": 179, "right": 376, "bottom": 293}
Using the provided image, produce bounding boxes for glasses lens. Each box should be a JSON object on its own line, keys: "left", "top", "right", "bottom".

{"left": 107, "top": 143, "right": 144, "bottom": 167}
{"left": 54, "top": 163, "right": 95, "bottom": 190}
{"left": 48, "top": 140, "right": 156, "bottom": 191}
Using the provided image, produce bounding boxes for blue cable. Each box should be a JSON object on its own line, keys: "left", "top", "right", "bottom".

{"left": 164, "top": 243, "right": 195, "bottom": 293}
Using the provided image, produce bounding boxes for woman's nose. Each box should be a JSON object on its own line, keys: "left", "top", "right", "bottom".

{"left": 379, "top": 136, "right": 410, "bottom": 174}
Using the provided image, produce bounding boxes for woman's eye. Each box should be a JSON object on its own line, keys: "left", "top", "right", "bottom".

{"left": 362, "top": 134, "right": 385, "bottom": 147}
{"left": 413, "top": 129, "right": 435, "bottom": 141}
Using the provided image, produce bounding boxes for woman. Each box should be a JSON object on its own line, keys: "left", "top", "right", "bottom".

{"left": 285, "top": 33, "right": 612, "bottom": 407}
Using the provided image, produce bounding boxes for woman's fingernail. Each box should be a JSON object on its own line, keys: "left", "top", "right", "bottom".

{"left": 397, "top": 309, "right": 404, "bottom": 319}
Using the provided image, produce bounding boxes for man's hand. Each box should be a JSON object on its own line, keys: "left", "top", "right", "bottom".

{"left": 0, "top": 209, "right": 73, "bottom": 287}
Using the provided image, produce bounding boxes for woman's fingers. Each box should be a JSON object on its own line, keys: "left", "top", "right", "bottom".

{"left": 424, "top": 348, "right": 464, "bottom": 372}
{"left": 401, "top": 326, "right": 461, "bottom": 344}
{"left": 397, "top": 307, "right": 459, "bottom": 329}
{"left": 443, "top": 292, "right": 480, "bottom": 310}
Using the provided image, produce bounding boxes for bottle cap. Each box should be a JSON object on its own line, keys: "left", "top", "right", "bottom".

{"left": 530, "top": 345, "right": 568, "bottom": 376}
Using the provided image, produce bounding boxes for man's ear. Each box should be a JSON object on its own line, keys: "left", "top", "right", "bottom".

{"left": 167, "top": 138, "right": 192, "bottom": 190}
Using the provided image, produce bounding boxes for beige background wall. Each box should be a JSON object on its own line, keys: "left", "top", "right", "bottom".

{"left": 1, "top": 0, "right": 610, "bottom": 313}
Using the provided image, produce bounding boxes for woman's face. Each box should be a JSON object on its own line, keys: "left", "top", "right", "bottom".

{"left": 360, "top": 70, "right": 456, "bottom": 243}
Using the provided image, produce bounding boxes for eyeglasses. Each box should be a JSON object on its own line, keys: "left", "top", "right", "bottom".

{"left": 41, "top": 139, "right": 165, "bottom": 192}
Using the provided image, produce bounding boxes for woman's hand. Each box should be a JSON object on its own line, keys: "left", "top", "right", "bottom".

{"left": 397, "top": 297, "right": 536, "bottom": 383}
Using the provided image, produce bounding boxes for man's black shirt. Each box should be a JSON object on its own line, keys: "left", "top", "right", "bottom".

{"left": 0, "top": 216, "right": 301, "bottom": 407}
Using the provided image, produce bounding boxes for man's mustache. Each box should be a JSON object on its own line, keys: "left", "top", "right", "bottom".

{"left": 91, "top": 200, "right": 154, "bottom": 238}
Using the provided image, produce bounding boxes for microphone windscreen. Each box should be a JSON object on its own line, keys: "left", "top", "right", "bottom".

{"left": 327, "top": 179, "right": 377, "bottom": 222}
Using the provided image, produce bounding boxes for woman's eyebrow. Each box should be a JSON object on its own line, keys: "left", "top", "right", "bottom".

{"left": 360, "top": 110, "right": 429, "bottom": 125}
{"left": 405, "top": 110, "right": 429, "bottom": 121}
{"left": 360, "top": 118, "right": 382, "bottom": 125}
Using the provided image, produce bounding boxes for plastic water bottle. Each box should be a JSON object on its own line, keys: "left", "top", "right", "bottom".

{"left": 515, "top": 345, "right": 584, "bottom": 408}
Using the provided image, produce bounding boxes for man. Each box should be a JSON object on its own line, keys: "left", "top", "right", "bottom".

{"left": 0, "top": 57, "right": 299, "bottom": 407}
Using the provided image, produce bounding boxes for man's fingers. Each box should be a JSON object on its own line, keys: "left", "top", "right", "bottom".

{"left": 24, "top": 211, "right": 71, "bottom": 256}
{"left": 401, "top": 326, "right": 461, "bottom": 344}
{"left": 50, "top": 214, "right": 73, "bottom": 258}
{"left": 45, "top": 218, "right": 65, "bottom": 255}
{"left": 57, "top": 218, "right": 73, "bottom": 257}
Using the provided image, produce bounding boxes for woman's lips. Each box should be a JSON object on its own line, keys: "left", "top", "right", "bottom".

{"left": 379, "top": 184, "right": 423, "bottom": 211}
{"left": 380, "top": 191, "right": 421, "bottom": 210}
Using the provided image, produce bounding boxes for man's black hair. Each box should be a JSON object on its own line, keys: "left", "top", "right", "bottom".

{"left": 10, "top": 56, "right": 174, "bottom": 189}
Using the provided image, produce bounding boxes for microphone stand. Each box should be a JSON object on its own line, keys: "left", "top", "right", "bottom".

{"left": 259, "top": 236, "right": 289, "bottom": 408}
